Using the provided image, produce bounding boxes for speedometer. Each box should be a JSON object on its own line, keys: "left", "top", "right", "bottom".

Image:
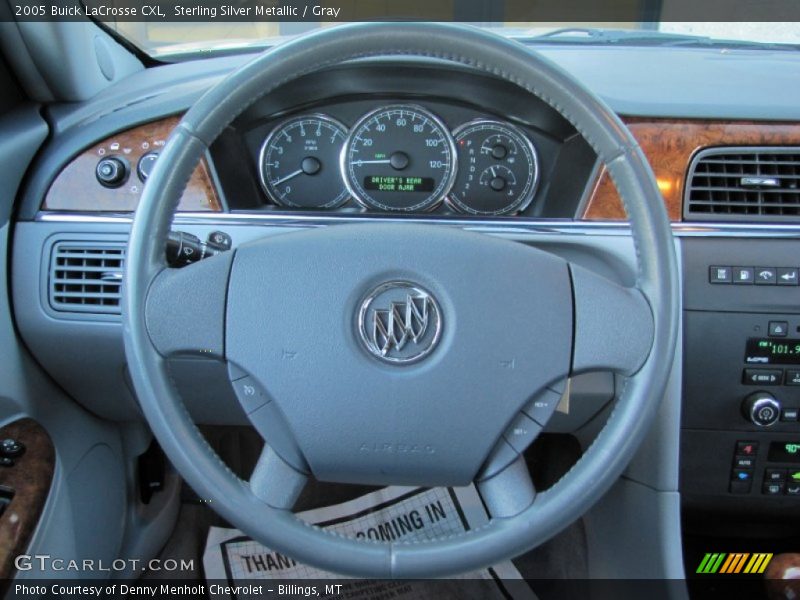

{"left": 341, "top": 105, "right": 456, "bottom": 212}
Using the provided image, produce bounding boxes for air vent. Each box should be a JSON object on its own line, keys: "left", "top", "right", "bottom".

{"left": 685, "top": 147, "right": 800, "bottom": 221}
{"left": 49, "top": 242, "right": 125, "bottom": 314}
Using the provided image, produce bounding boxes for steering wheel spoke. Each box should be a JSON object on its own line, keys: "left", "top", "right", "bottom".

{"left": 570, "top": 263, "right": 654, "bottom": 376}
{"left": 477, "top": 454, "right": 536, "bottom": 519}
{"left": 143, "top": 253, "right": 233, "bottom": 358}
{"left": 250, "top": 444, "right": 308, "bottom": 510}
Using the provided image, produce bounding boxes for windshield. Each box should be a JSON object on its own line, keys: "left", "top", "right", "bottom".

{"left": 108, "top": 21, "right": 800, "bottom": 59}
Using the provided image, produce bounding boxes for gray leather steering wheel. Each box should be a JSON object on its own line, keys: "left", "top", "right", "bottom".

{"left": 123, "top": 22, "right": 678, "bottom": 577}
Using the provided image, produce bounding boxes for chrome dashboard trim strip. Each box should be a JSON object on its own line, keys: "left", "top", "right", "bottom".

{"left": 33, "top": 211, "right": 800, "bottom": 238}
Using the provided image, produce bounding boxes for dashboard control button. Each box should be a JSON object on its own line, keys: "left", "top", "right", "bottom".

{"left": 732, "top": 469, "right": 753, "bottom": 482}
{"left": 709, "top": 266, "right": 732, "bottom": 283}
{"left": 782, "top": 408, "right": 799, "bottom": 421}
{"left": 763, "top": 482, "right": 785, "bottom": 495}
{"left": 734, "top": 455, "right": 755, "bottom": 469}
{"left": 522, "top": 388, "right": 562, "bottom": 425}
{"left": 786, "top": 370, "right": 800, "bottom": 386}
{"left": 231, "top": 376, "right": 270, "bottom": 414}
{"left": 502, "top": 412, "right": 542, "bottom": 454}
{"left": 137, "top": 152, "right": 159, "bottom": 182}
{"left": 787, "top": 482, "right": 800, "bottom": 496}
{"left": 0, "top": 457, "right": 13, "bottom": 468}
{"left": 769, "top": 321, "right": 789, "bottom": 337}
{"left": 730, "top": 480, "right": 752, "bottom": 494}
{"left": 95, "top": 157, "right": 128, "bottom": 187}
{"left": 733, "top": 267, "right": 754, "bottom": 284}
{"left": 754, "top": 267, "right": 777, "bottom": 285}
{"left": 0, "top": 438, "right": 24, "bottom": 458}
{"left": 765, "top": 468, "right": 787, "bottom": 482}
{"left": 743, "top": 368, "right": 782, "bottom": 385}
{"left": 207, "top": 231, "right": 232, "bottom": 251}
{"left": 742, "top": 392, "right": 781, "bottom": 427}
{"left": 778, "top": 268, "right": 799, "bottom": 286}
{"left": 736, "top": 441, "right": 759, "bottom": 456}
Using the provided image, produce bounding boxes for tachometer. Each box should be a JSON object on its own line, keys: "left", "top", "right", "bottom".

{"left": 447, "top": 120, "right": 539, "bottom": 216}
{"left": 259, "top": 114, "right": 349, "bottom": 209}
{"left": 342, "top": 105, "right": 456, "bottom": 212}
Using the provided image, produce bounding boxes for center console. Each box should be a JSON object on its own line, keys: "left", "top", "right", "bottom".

{"left": 682, "top": 238, "right": 800, "bottom": 512}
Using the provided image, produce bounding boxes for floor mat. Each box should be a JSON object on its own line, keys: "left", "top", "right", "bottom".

{"left": 203, "top": 484, "right": 537, "bottom": 599}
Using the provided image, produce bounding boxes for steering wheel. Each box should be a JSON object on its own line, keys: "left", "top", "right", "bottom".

{"left": 123, "top": 22, "right": 678, "bottom": 578}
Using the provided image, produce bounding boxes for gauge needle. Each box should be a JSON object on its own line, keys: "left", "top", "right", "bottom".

{"left": 354, "top": 159, "right": 392, "bottom": 165}
{"left": 272, "top": 169, "right": 303, "bottom": 185}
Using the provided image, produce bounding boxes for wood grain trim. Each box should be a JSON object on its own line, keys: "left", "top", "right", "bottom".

{"left": 0, "top": 418, "right": 55, "bottom": 584}
{"left": 42, "top": 116, "right": 222, "bottom": 213}
{"left": 582, "top": 119, "right": 800, "bottom": 221}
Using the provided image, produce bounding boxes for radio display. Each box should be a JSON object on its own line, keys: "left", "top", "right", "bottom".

{"left": 768, "top": 442, "right": 800, "bottom": 464}
{"left": 745, "top": 338, "right": 800, "bottom": 365}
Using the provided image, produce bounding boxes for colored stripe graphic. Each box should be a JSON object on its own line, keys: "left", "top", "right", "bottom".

{"left": 744, "top": 553, "right": 774, "bottom": 574}
{"left": 697, "top": 552, "right": 774, "bottom": 574}
{"left": 697, "top": 553, "right": 726, "bottom": 574}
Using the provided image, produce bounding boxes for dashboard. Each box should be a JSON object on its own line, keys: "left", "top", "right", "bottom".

{"left": 11, "top": 46, "right": 800, "bottom": 539}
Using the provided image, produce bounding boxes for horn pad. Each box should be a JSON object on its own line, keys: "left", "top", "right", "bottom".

{"left": 225, "top": 224, "right": 573, "bottom": 486}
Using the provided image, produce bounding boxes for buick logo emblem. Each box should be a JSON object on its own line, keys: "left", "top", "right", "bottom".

{"left": 358, "top": 281, "right": 442, "bottom": 364}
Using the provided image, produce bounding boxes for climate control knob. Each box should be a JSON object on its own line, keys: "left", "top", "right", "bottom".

{"left": 742, "top": 392, "right": 781, "bottom": 427}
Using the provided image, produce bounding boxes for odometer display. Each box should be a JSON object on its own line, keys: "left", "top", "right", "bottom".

{"left": 745, "top": 338, "right": 800, "bottom": 364}
{"left": 342, "top": 105, "right": 456, "bottom": 212}
{"left": 363, "top": 176, "right": 435, "bottom": 193}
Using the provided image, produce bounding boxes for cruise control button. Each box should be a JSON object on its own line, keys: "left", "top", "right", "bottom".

{"left": 522, "top": 388, "right": 563, "bottom": 425}
{"left": 503, "top": 412, "right": 543, "bottom": 454}
{"left": 778, "top": 268, "right": 800, "bottom": 286}
{"left": 734, "top": 267, "right": 754, "bottom": 284}
{"left": 743, "top": 369, "right": 782, "bottom": 385}
{"left": 755, "top": 268, "right": 777, "bottom": 285}
{"left": 710, "top": 266, "right": 732, "bottom": 283}
{"left": 763, "top": 482, "right": 785, "bottom": 495}
{"left": 769, "top": 321, "right": 789, "bottom": 337}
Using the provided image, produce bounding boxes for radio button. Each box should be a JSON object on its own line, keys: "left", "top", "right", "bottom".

{"left": 769, "top": 321, "right": 789, "bottom": 337}
{"left": 743, "top": 393, "right": 782, "bottom": 427}
{"left": 786, "top": 370, "right": 800, "bottom": 386}
{"left": 781, "top": 408, "right": 799, "bottom": 421}
{"left": 743, "top": 369, "right": 783, "bottom": 385}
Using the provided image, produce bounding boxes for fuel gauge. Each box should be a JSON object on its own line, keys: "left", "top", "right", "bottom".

{"left": 448, "top": 120, "right": 539, "bottom": 216}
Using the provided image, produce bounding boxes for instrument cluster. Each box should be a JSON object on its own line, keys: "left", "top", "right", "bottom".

{"left": 257, "top": 104, "right": 540, "bottom": 216}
